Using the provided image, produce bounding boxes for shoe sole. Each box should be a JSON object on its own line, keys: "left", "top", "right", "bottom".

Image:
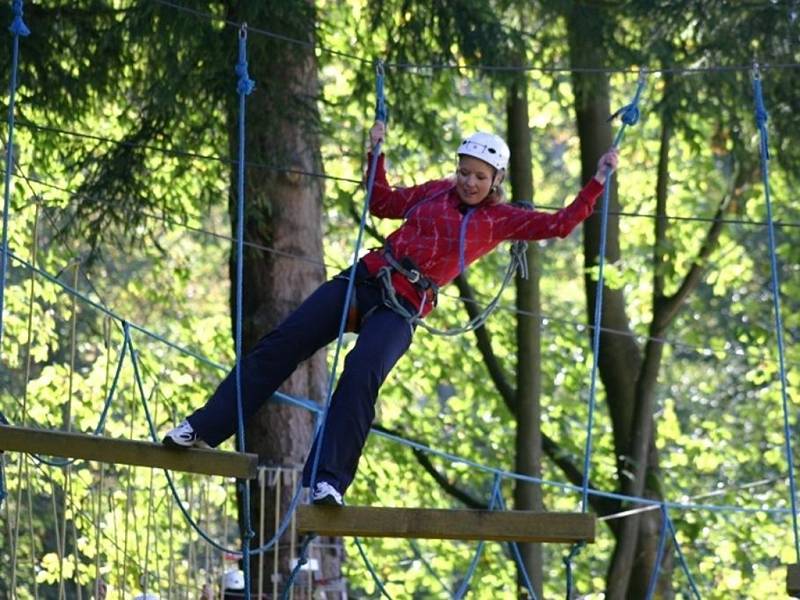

{"left": 162, "top": 436, "right": 192, "bottom": 449}
{"left": 312, "top": 495, "right": 343, "bottom": 507}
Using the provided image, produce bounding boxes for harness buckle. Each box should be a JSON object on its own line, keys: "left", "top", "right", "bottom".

{"left": 406, "top": 270, "right": 421, "bottom": 284}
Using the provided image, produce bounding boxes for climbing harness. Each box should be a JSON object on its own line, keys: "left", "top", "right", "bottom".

{"left": 377, "top": 238, "right": 529, "bottom": 336}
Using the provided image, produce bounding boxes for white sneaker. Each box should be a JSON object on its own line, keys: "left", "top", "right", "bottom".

{"left": 162, "top": 420, "right": 209, "bottom": 449}
{"left": 312, "top": 481, "right": 343, "bottom": 506}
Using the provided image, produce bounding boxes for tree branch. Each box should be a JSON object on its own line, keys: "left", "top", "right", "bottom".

{"left": 373, "top": 423, "right": 620, "bottom": 519}
{"left": 454, "top": 274, "right": 516, "bottom": 411}
{"left": 372, "top": 423, "right": 486, "bottom": 508}
{"left": 655, "top": 193, "right": 731, "bottom": 331}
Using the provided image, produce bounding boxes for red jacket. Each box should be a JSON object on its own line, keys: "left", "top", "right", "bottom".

{"left": 362, "top": 153, "right": 604, "bottom": 317}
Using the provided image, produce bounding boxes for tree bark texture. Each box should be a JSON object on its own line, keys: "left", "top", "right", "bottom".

{"left": 507, "top": 73, "right": 544, "bottom": 600}
{"left": 225, "top": 1, "right": 341, "bottom": 595}
{"left": 566, "top": 4, "right": 660, "bottom": 598}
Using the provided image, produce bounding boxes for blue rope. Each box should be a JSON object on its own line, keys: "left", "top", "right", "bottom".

{"left": 9, "top": 0, "right": 30, "bottom": 36}
{"left": 25, "top": 325, "right": 129, "bottom": 468}
{"left": 307, "top": 60, "right": 387, "bottom": 493}
{"left": 408, "top": 539, "right": 453, "bottom": 596}
{"left": 281, "top": 535, "right": 315, "bottom": 599}
{"left": 495, "top": 493, "right": 538, "bottom": 600}
{"left": 0, "top": 0, "right": 30, "bottom": 356}
{"left": 0, "top": 451, "right": 6, "bottom": 510}
{"left": 354, "top": 537, "right": 393, "bottom": 599}
{"left": 644, "top": 504, "right": 670, "bottom": 600}
{"left": 457, "top": 207, "right": 476, "bottom": 275}
{"left": 562, "top": 542, "right": 582, "bottom": 600}
{"left": 287, "top": 533, "right": 394, "bottom": 600}
{"left": 565, "top": 69, "right": 647, "bottom": 596}
{"left": 3, "top": 243, "right": 792, "bottom": 519}
{"left": 233, "top": 24, "right": 256, "bottom": 597}
{"left": 667, "top": 516, "right": 702, "bottom": 599}
{"left": 453, "top": 474, "right": 503, "bottom": 599}
{"left": 581, "top": 68, "right": 646, "bottom": 511}
{"left": 752, "top": 65, "right": 800, "bottom": 562}
{"left": 2, "top": 249, "right": 794, "bottom": 520}
{"left": 375, "top": 60, "right": 388, "bottom": 123}
{"left": 0, "top": 410, "right": 7, "bottom": 510}
{"left": 127, "top": 319, "right": 309, "bottom": 558}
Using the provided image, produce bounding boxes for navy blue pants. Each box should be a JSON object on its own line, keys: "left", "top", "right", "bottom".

{"left": 186, "top": 264, "right": 414, "bottom": 495}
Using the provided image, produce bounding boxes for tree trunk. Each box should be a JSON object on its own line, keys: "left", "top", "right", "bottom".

{"left": 507, "top": 74, "right": 543, "bottom": 600}
{"left": 225, "top": 1, "right": 341, "bottom": 595}
{"left": 566, "top": 5, "right": 658, "bottom": 599}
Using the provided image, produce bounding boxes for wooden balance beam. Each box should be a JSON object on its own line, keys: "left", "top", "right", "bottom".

{"left": 297, "top": 505, "right": 595, "bottom": 543}
{"left": 0, "top": 424, "right": 258, "bottom": 479}
{"left": 788, "top": 564, "right": 800, "bottom": 597}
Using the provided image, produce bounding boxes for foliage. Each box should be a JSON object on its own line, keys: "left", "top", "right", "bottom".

{"left": 1, "top": 0, "right": 799, "bottom": 598}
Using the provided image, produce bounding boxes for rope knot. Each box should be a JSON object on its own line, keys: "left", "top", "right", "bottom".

{"left": 608, "top": 102, "right": 641, "bottom": 126}
{"left": 10, "top": 0, "right": 31, "bottom": 37}
{"left": 510, "top": 241, "right": 529, "bottom": 280}
{"left": 621, "top": 104, "right": 640, "bottom": 125}
{"left": 236, "top": 61, "right": 255, "bottom": 96}
{"left": 752, "top": 74, "right": 770, "bottom": 158}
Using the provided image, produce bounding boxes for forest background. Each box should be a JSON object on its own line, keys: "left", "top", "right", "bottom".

{"left": 1, "top": 0, "right": 799, "bottom": 598}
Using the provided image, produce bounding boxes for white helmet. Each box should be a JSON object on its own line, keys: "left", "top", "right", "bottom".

{"left": 457, "top": 132, "right": 510, "bottom": 171}
{"left": 223, "top": 569, "right": 245, "bottom": 591}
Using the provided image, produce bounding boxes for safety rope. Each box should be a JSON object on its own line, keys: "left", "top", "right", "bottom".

{"left": 8, "top": 423, "right": 27, "bottom": 600}
{"left": 495, "top": 492, "right": 539, "bottom": 600}
{"left": 453, "top": 474, "right": 503, "bottom": 599}
{"left": 564, "top": 68, "right": 647, "bottom": 599}
{"left": 285, "top": 61, "right": 393, "bottom": 600}
{"left": 281, "top": 534, "right": 315, "bottom": 599}
{"left": 26, "top": 325, "right": 130, "bottom": 468}
{"left": 378, "top": 240, "right": 529, "bottom": 336}
{"left": 643, "top": 504, "right": 670, "bottom": 600}
{"left": 0, "top": 440, "right": 6, "bottom": 511}
{"left": 752, "top": 63, "right": 800, "bottom": 563}
{"left": 2, "top": 246, "right": 794, "bottom": 523}
{"left": 667, "top": 516, "right": 702, "bottom": 599}
{"left": 127, "top": 322, "right": 306, "bottom": 557}
{"left": 354, "top": 536, "right": 393, "bottom": 599}
{"left": 306, "top": 59, "right": 388, "bottom": 494}
{"left": 152, "top": 0, "right": 800, "bottom": 77}
{"left": 0, "top": 0, "right": 30, "bottom": 355}
{"left": 11, "top": 164, "right": 800, "bottom": 365}
{"left": 232, "top": 23, "right": 256, "bottom": 597}
{"left": 408, "top": 539, "right": 453, "bottom": 595}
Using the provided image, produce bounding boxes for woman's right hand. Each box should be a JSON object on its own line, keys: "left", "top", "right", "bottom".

{"left": 370, "top": 120, "right": 386, "bottom": 148}
{"left": 593, "top": 147, "right": 619, "bottom": 185}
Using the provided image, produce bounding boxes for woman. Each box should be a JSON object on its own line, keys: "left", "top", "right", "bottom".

{"left": 164, "top": 122, "right": 619, "bottom": 506}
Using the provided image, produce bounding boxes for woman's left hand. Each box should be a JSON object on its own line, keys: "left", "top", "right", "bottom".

{"left": 593, "top": 147, "right": 619, "bottom": 184}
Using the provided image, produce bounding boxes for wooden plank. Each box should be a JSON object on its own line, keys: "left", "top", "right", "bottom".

{"left": 788, "top": 563, "right": 800, "bottom": 597}
{"left": 0, "top": 425, "right": 257, "bottom": 479}
{"left": 297, "top": 505, "right": 595, "bottom": 543}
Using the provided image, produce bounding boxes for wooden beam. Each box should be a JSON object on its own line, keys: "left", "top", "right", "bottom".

{"left": 0, "top": 425, "right": 258, "bottom": 479}
{"left": 788, "top": 563, "right": 800, "bottom": 597}
{"left": 297, "top": 505, "right": 595, "bottom": 543}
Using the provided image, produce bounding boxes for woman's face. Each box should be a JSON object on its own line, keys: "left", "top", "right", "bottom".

{"left": 456, "top": 155, "right": 497, "bottom": 205}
